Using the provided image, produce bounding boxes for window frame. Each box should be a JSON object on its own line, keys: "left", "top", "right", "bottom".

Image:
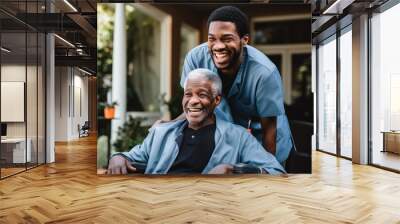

{"left": 127, "top": 3, "right": 172, "bottom": 122}
{"left": 314, "top": 22, "right": 353, "bottom": 160}
{"left": 251, "top": 14, "right": 311, "bottom": 105}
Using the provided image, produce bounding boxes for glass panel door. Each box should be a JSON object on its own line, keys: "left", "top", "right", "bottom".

{"left": 0, "top": 0, "right": 46, "bottom": 178}
{"left": 1, "top": 30, "right": 28, "bottom": 177}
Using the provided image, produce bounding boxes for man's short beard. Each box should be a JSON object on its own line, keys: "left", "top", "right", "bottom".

{"left": 212, "top": 42, "right": 243, "bottom": 73}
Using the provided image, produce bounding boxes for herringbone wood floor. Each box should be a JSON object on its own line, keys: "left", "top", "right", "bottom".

{"left": 1, "top": 135, "right": 400, "bottom": 223}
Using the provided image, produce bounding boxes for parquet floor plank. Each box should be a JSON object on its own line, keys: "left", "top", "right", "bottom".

{"left": 1, "top": 135, "right": 399, "bottom": 223}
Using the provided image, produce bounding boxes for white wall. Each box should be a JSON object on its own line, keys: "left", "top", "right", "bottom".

{"left": 55, "top": 66, "right": 68, "bottom": 141}
{"left": 1, "top": 65, "right": 26, "bottom": 150}
{"left": 1, "top": 65, "right": 25, "bottom": 134}
{"left": 1, "top": 65, "right": 34, "bottom": 138}
{"left": 72, "top": 72, "right": 89, "bottom": 138}
{"left": 54, "top": 67, "right": 89, "bottom": 141}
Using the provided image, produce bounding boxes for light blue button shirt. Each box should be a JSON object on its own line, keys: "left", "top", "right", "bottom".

{"left": 116, "top": 116, "right": 285, "bottom": 175}
{"left": 181, "top": 43, "right": 293, "bottom": 164}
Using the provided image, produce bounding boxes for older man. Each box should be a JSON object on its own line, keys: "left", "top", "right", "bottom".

{"left": 107, "top": 68, "right": 285, "bottom": 175}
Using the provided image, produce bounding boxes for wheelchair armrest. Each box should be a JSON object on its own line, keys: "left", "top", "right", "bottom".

{"left": 130, "top": 162, "right": 147, "bottom": 174}
{"left": 232, "top": 163, "right": 263, "bottom": 174}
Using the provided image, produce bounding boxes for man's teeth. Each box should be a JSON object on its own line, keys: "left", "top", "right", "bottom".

{"left": 188, "top": 108, "right": 202, "bottom": 112}
{"left": 215, "top": 52, "right": 227, "bottom": 59}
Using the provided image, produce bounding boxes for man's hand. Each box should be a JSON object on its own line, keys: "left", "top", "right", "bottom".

{"left": 208, "top": 164, "right": 234, "bottom": 174}
{"left": 107, "top": 155, "right": 136, "bottom": 175}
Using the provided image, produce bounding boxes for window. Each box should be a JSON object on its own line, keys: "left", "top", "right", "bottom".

{"left": 125, "top": 4, "right": 172, "bottom": 124}
{"left": 339, "top": 28, "right": 352, "bottom": 158}
{"left": 370, "top": 3, "right": 400, "bottom": 171}
{"left": 252, "top": 15, "right": 311, "bottom": 107}
{"left": 253, "top": 19, "right": 311, "bottom": 45}
{"left": 292, "top": 54, "right": 312, "bottom": 103}
{"left": 125, "top": 5, "right": 162, "bottom": 113}
{"left": 179, "top": 23, "right": 199, "bottom": 76}
{"left": 317, "top": 36, "right": 337, "bottom": 154}
{"left": 268, "top": 55, "right": 282, "bottom": 76}
{"left": 98, "top": 3, "right": 172, "bottom": 127}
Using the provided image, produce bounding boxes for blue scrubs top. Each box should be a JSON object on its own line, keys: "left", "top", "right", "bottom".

{"left": 181, "top": 43, "right": 293, "bottom": 164}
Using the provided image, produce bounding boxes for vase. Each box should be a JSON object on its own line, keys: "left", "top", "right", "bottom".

{"left": 104, "top": 107, "right": 115, "bottom": 119}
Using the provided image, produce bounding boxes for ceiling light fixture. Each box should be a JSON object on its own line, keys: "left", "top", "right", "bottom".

{"left": 54, "top": 34, "right": 75, "bottom": 48}
{"left": 63, "top": 0, "right": 78, "bottom": 12}
{"left": 1, "top": 47, "right": 11, "bottom": 53}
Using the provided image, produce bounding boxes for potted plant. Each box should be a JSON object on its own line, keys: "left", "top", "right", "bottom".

{"left": 103, "top": 102, "right": 118, "bottom": 119}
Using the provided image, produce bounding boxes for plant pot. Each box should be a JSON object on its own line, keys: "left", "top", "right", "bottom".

{"left": 104, "top": 107, "right": 115, "bottom": 119}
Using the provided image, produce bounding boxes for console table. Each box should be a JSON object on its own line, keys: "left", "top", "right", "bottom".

{"left": 382, "top": 131, "right": 400, "bottom": 154}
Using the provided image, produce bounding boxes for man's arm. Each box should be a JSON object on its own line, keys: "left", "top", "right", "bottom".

{"left": 239, "top": 129, "right": 285, "bottom": 175}
{"left": 254, "top": 69, "right": 284, "bottom": 156}
{"left": 260, "top": 116, "right": 277, "bottom": 155}
{"left": 107, "top": 128, "right": 156, "bottom": 174}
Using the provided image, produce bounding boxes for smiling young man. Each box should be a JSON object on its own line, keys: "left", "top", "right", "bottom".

{"left": 180, "top": 6, "right": 293, "bottom": 164}
{"left": 107, "top": 69, "right": 285, "bottom": 175}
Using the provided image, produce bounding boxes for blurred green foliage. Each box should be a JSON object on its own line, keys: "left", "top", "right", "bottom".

{"left": 112, "top": 116, "right": 149, "bottom": 152}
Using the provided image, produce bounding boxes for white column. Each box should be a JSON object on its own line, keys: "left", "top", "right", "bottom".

{"left": 46, "top": 32, "right": 55, "bottom": 163}
{"left": 159, "top": 14, "right": 172, "bottom": 121}
{"left": 44, "top": 0, "right": 55, "bottom": 163}
{"left": 352, "top": 14, "right": 369, "bottom": 164}
{"left": 111, "top": 3, "right": 127, "bottom": 148}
